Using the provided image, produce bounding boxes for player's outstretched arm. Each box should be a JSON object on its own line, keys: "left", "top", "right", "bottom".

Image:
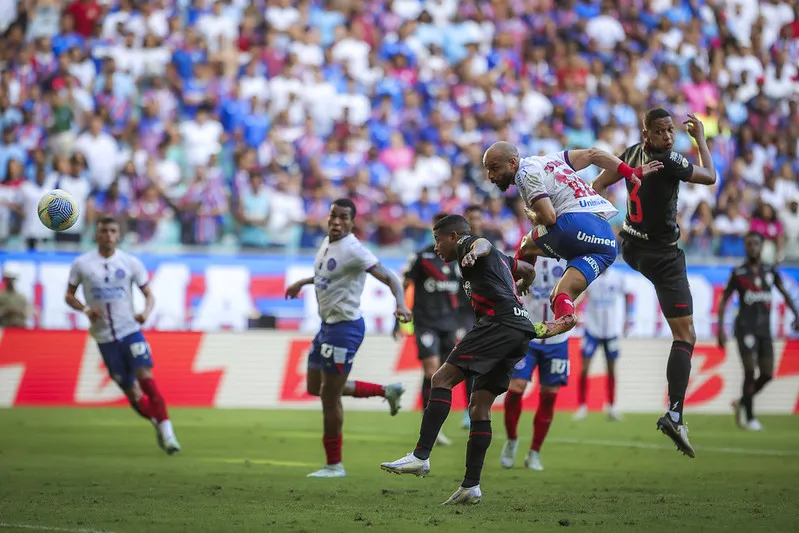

{"left": 368, "top": 263, "right": 412, "bottom": 323}
{"left": 567, "top": 148, "right": 663, "bottom": 186}
{"left": 285, "top": 276, "right": 314, "bottom": 299}
{"left": 461, "top": 238, "right": 492, "bottom": 267}
{"left": 683, "top": 113, "right": 717, "bottom": 185}
{"left": 135, "top": 284, "right": 155, "bottom": 324}
{"left": 774, "top": 272, "right": 799, "bottom": 331}
{"left": 716, "top": 275, "right": 736, "bottom": 348}
{"left": 512, "top": 259, "right": 536, "bottom": 295}
{"left": 65, "top": 284, "right": 100, "bottom": 323}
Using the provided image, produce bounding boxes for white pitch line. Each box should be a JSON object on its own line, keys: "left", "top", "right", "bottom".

{"left": 0, "top": 523, "right": 116, "bottom": 533}
{"left": 550, "top": 437, "right": 799, "bottom": 457}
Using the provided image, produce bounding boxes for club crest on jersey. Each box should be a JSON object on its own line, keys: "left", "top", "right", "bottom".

{"left": 669, "top": 152, "right": 688, "bottom": 167}
{"left": 115, "top": 268, "right": 125, "bottom": 280}
{"left": 420, "top": 332, "right": 434, "bottom": 348}
{"left": 552, "top": 266, "right": 564, "bottom": 278}
{"left": 442, "top": 265, "right": 451, "bottom": 275}
{"left": 765, "top": 272, "right": 774, "bottom": 286}
{"left": 327, "top": 258, "right": 337, "bottom": 271}
{"left": 463, "top": 280, "right": 472, "bottom": 298}
{"left": 755, "top": 277, "right": 762, "bottom": 288}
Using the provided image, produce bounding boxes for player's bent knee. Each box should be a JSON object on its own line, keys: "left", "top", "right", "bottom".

{"left": 134, "top": 367, "right": 152, "bottom": 380}
{"left": 508, "top": 379, "right": 527, "bottom": 394}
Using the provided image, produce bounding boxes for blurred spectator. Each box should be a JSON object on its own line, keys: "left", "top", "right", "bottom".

{"left": 0, "top": 264, "right": 30, "bottom": 328}
{"left": 781, "top": 196, "right": 799, "bottom": 262}
{"left": 750, "top": 202, "right": 784, "bottom": 264}
{"left": 0, "top": 0, "right": 795, "bottom": 261}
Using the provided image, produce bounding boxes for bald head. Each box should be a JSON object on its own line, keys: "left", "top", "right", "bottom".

{"left": 482, "top": 141, "right": 521, "bottom": 192}
{"left": 483, "top": 141, "right": 519, "bottom": 164}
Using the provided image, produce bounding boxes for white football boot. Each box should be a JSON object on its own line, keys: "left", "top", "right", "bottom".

{"left": 380, "top": 452, "right": 430, "bottom": 477}
{"left": 442, "top": 485, "right": 482, "bottom": 505}
{"left": 746, "top": 419, "right": 763, "bottom": 432}
{"left": 572, "top": 405, "right": 588, "bottom": 421}
{"left": 307, "top": 463, "right": 346, "bottom": 478}
{"left": 606, "top": 405, "right": 622, "bottom": 421}
{"left": 500, "top": 439, "right": 519, "bottom": 469}
{"left": 435, "top": 431, "right": 452, "bottom": 446}
{"left": 383, "top": 383, "right": 405, "bottom": 416}
{"left": 525, "top": 450, "right": 544, "bottom": 471}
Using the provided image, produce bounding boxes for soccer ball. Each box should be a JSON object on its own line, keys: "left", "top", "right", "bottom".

{"left": 38, "top": 189, "right": 80, "bottom": 231}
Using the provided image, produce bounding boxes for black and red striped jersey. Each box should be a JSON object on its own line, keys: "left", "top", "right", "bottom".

{"left": 455, "top": 235, "right": 536, "bottom": 333}
{"left": 403, "top": 245, "right": 461, "bottom": 332}
{"left": 725, "top": 263, "right": 781, "bottom": 336}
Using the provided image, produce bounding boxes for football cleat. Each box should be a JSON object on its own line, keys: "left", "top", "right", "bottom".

{"left": 500, "top": 439, "right": 518, "bottom": 469}
{"left": 383, "top": 383, "right": 405, "bottom": 416}
{"left": 442, "top": 485, "right": 482, "bottom": 505}
{"left": 163, "top": 436, "right": 181, "bottom": 456}
{"left": 461, "top": 410, "right": 471, "bottom": 429}
{"left": 525, "top": 450, "right": 544, "bottom": 471}
{"left": 380, "top": 452, "right": 430, "bottom": 477}
{"left": 656, "top": 415, "right": 695, "bottom": 458}
{"left": 307, "top": 463, "right": 346, "bottom": 478}
{"left": 606, "top": 405, "right": 622, "bottom": 421}
{"left": 572, "top": 405, "right": 588, "bottom": 421}
{"left": 746, "top": 419, "right": 763, "bottom": 432}
{"left": 731, "top": 400, "right": 747, "bottom": 429}
{"left": 435, "top": 431, "right": 452, "bottom": 446}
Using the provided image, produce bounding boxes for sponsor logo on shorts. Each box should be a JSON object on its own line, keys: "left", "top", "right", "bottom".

{"left": 577, "top": 231, "right": 616, "bottom": 248}
{"left": 513, "top": 307, "right": 530, "bottom": 319}
{"left": 622, "top": 221, "right": 649, "bottom": 240}
{"left": 584, "top": 256, "right": 601, "bottom": 277}
{"left": 743, "top": 290, "right": 772, "bottom": 306}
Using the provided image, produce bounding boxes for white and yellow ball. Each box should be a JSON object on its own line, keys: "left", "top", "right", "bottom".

{"left": 38, "top": 189, "right": 80, "bottom": 231}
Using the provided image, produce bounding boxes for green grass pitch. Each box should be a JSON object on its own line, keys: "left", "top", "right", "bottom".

{"left": 0, "top": 408, "right": 797, "bottom": 533}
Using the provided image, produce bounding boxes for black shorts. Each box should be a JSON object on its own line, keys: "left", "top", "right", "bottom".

{"left": 415, "top": 328, "right": 457, "bottom": 360}
{"left": 735, "top": 331, "right": 774, "bottom": 362}
{"left": 445, "top": 321, "right": 532, "bottom": 396}
{"left": 621, "top": 239, "right": 693, "bottom": 318}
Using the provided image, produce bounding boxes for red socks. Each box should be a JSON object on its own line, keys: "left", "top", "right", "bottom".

{"left": 607, "top": 375, "right": 616, "bottom": 406}
{"left": 139, "top": 377, "right": 168, "bottom": 423}
{"left": 353, "top": 381, "right": 385, "bottom": 398}
{"left": 323, "top": 434, "right": 342, "bottom": 465}
{"left": 578, "top": 373, "right": 587, "bottom": 406}
{"left": 504, "top": 391, "right": 523, "bottom": 440}
{"left": 532, "top": 391, "right": 557, "bottom": 452}
{"left": 552, "top": 293, "right": 575, "bottom": 319}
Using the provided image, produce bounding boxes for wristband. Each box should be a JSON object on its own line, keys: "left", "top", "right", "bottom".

{"left": 617, "top": 162, "right": 643, "bottom": 182}
{"left": 82, "top": 306, "right": 91, "bottom": 314}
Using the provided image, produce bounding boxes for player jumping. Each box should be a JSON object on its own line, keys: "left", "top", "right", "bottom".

{"left": 717, "top": 232, "right": 799, "bottom": 431}
{"left": 285, "top": 198, "right": 412, "bottom": 478}
{"left": 398, "top": 212, "right": 462, "bottom": 446}
{"left": 574, "top": 265, "right": 628, "bottom": 421}
{"left": 65, "top": 216, "right": 180, "bottom": 455}
{"left": 501, "top": 257, "right": 571, "bottom": 471}
{"left": 592, "top": 109, "right": 717, "bottom": 457}
{"left": 380, "top": 214, "right": 543, "bottom": 504}
{"left": 483, "top": 141, "right": 662, "bottom": 339}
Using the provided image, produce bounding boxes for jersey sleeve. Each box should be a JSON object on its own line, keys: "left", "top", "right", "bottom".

{"left": 131, "top": 256, "right": 150, "bottom": 287}
{"left": 67, "top": 260, "right": 82, "bottom": 287}
{"left": 771, "top": 266, "right": 783, "bottom": 287}
{"left": 455, "top": 235, "right": 480, "bottom": 261}
{"left": 350, "top": 240, "right": 379, "bottom": 272}
{"left": 514, "top": 157, "right": 549, "bottom": 207}
{"left": 402, "top": 252, "right": 421, "bottom": 281}
{"left": 661, "top": 151, "right": 694, "bottom": 181}
{"left": 724, "top": 270, "right": 738, "bottom": 294}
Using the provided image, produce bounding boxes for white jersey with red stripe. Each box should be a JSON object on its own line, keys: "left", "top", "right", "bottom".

{"left": 514, "top": 151, "right": 618, "bottom": 220}
{"left": 520, "top": 257, "right": 571, "bottom": 345}
{"left": 68, "top": 249, "right": 149, "bottom": 344}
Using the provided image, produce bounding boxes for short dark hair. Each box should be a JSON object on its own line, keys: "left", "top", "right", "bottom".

{"left": 464, "top": 204, "right": 482, "bottom": 214}
{"left": 433, "top": 214, "right": 471, "bottom": 235}
{"left": 332, "top": 198, "right": 357, "bottom": 218}
{"left": 644, "top": 108, "right": 672, "bottom": 130}
{"left": 96, "top": 216, "right": 120, "bottom": 227}
{"left": 745, "top": 230, "right": 764, "bottom": 241}
{"left": 432, "top": 212, "right": 449, "bottom": 225}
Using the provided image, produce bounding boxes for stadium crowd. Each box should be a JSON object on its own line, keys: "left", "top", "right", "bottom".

{"left": 0, "top": 0, "right": 798, "bottom": 261}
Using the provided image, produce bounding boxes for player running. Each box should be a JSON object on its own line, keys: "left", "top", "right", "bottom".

{"left": 285, "top": 198, "right": 412, "bottom": 478}
{"left": 501, "top": 257, "right": 571, "bottom": 471}
{"left": 592, "top": 109, "right": 717, "bottom": 457}
{"left": 380, "top": 214, "right": 543, "bottom": 505}
{"left": 717, "top": 232, "right": 799, "bottom": 431}
{"left": 483, "top": 141, "right": 662, "bottom": 340}
{"left": 573, "top": 265, "right": 628, "bottom": 421}
{"left": 64, "top": 216, "right": 180, "bottom": 455}
{"left": 398, "top": 212, "right": 462, "bottom": 446}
